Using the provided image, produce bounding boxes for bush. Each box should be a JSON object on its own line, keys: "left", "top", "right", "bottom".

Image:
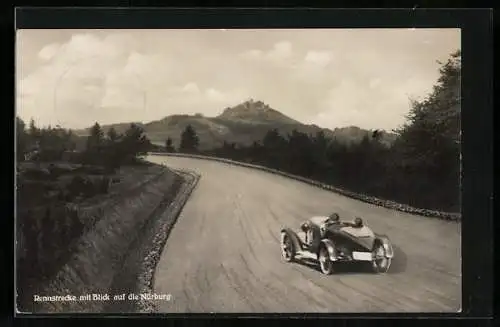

{"left": 62, "top": 151, "right": 85, "bottom": 164}
{"left": 98, "top": 176, "right": 110, "bottom": 194}
{"left": 36, "top": 149, "right": 65, "bottom": 162}
{"left": 66, "top": 175, "right": 110, "bottom": 199}
{"left": 17, "top": 205, "right": 84, "bottom": 307}
{"left": 47, "top": 164, "right": 73, "bottom": 179}
{"left": 67, "top": 175, "right": 87, "bottom": 197}
{"left": 22, "top": 168, "right": 52, "bottom": 181}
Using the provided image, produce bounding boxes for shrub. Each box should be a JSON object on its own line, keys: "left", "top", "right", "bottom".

{"left": 17, "top": 204, "right": 84, "bottom": 308}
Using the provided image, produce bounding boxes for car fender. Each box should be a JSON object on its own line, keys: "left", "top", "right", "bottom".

{"left": 318, "top": 239, "right": 338, "bottom": 261}
{"left": 374, "top": 234, "right": 394, "bottom": 258}
{"left": 280, "top": 228, "right": 303, "bottom": 252}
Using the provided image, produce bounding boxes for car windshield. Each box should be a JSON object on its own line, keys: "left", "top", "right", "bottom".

{"left": 324, "top": 218, "right": 335, "bottom": 225}
{"left": 309, "top": 216, "right": 328, "bottom": 226}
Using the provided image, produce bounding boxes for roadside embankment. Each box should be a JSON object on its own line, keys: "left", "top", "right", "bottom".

{"left": 25, "top": 165, "right": 192, "bottom": 313}
{"left": 103, "top": 169, "right": 200, "bottom": 313}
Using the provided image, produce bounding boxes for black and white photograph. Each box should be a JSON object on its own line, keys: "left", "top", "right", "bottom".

{"left": 15, "top": 28, "right": 461, "bottom": 314}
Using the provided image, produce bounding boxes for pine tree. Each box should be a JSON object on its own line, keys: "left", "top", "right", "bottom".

{"left": 107, "top": 127, "right": 119, "bottom": 142}
{"left": 16, "top": 117, "right": 27, "bottom": 161}
{"left": 86, "top": 122, "right": 104, "bottom": 151}
{"left": 179, "top": 125, "right": 199, "bottom": 153}
{"left": 165, "top": 137, "right": 176, "bottom": 152}
{"left": 122, "top": 123, "right": 150, "bottom": 156}
{"left": 29, "top": 118, "right": 38, "bottom": 138}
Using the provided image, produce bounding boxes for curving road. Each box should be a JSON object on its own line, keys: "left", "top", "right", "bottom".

{"left": 146, "top": 155, "right": 461, "bottom": 313}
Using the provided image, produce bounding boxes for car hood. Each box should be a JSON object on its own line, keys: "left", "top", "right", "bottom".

{"left": 328, "top": 225, "right": 376, "bottom": 250}
{"left": 341, "top": 226, "right": 375, "bottom": 238}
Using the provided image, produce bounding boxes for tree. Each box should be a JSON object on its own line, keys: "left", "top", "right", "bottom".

{"left": 64, "top": 130, "right": 76, "bottom": 151}
{"left": 391, "top": 49, "right": 461, "bottom": 210}
{"left": 165, "top": 137, "right": 176, "bottom": 152}
{"left": 262, "top": 129, "right": 286, "bottom": 168}
{"left": 16, "top": 117, "right": 27, "bottom": 161}
{"left": 372, "top": 130, "right": 382, "bottom": 142}
{"left": 122, "top": 123, "right": 151, "bottom": 156}
{"left": 313, "top": 131, "right": 328, "bottom": 150}
{"left": 29, "top": 118, "right": 39, "bottom": 139}
{"left": 179, "top": 125, "right": 199, "bottom": 153}
{"left": 31, "top": 125, "right": 73, "bottom": 161}
{"left": 86, "top": 122, "right": 104, "bottom": 151}
{"left": 100, "top": 123, "right": 151, "bottom": 168}
{"left": 286, "top": 129, "right": 315, "bottom": 176}
{"left": 262, "top": 129, "right": 285, "bottom": 149}
{"left": 107, "top": 127, "right": 119, "bottom": 142}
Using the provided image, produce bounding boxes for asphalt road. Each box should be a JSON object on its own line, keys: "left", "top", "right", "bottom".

{"left": 146, "top": 155, "right": 461, "bottom": 313}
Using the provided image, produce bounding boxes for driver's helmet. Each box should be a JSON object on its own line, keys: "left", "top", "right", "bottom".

{"left": 353, "top": 217, "right": 363, "bottom": 228}
{"left": 326, "top": 213, "right": 340, "bottom": 225}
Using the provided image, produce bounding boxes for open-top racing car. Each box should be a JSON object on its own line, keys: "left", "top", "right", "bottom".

{"left": 280, "top": 214, "right": 394, "bottom": 274}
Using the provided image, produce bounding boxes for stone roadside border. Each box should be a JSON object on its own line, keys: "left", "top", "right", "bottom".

{"left": 134, "top": 168, "right": 201, "bottom": 313}
{"left": 149, "top": 152, "right": 460, "bottom": 222}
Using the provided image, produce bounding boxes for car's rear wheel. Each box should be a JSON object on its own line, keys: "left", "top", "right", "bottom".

{"left": 371, "top": 243, "right": 391, "bottom": 273}
{"left": 318, "top": 246, "right": 334, "bottom": 275}
{"left": 280, "top": 232, "right": 295, "bottom": 262}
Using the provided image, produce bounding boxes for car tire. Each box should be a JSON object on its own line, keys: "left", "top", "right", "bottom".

{"left": 318, "top": 246, "right": 334, "bottom": 275}
{"left": 371, "top": 242, "right": 391, "bottom": 273}
{"left": 280, "top": 232, "right": 296, "bottom": 262}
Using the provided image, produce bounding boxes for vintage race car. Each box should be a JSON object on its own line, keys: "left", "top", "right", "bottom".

{"left": 280, "top": 215, "right": 394, "bottom": 274}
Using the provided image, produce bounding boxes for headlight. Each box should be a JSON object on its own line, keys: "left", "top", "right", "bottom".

{"left": 383, "top": 241, "right": 394, "bottom": 257}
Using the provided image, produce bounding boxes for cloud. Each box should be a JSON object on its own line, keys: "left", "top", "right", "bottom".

{"left": 38, "top": 43, "right": 61, "bottom": 61}
{"left": 181, "top": 82, "right": 200, "bottom": 93}
{"left": 240, "top": 41, "right": 293, "bottom": 63}
{"left": 62, "top": 33, "right": 125, "bottom": 62}
{"left": 369, "top": 78, "right": 382, "bottom": 89}
{"left": 204, "top": 87, "right": 247, "bottom": 105}
{"left": 289, "top": 50, "right": 336, "bottom": 83}
{"left": 306, "top": 71, "right": 436, "bottom": 131}
{"left": 241, "top": 49, "right": 263, "bottom": 59}
{"left": 267, "top": 41, "right": 293, "bottom": 61}
{"left": 18, "top": 33, "right": 143, "bottom": 127}
{"left": 205, "top": 88, "right": 226, "bottom": 102}
{"left": 100, "top": 84, "right": 145, "bottom": 110}
{"left": 304, "top": 50, "right": 333, "bottom": 67}
{"left": 168, "top": 82, "right": 201, "bottom": 95}
{"left": 161, "top": 83, "right": 247, "bottom": 117}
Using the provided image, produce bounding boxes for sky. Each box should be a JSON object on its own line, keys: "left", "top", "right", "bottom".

{"left": 16, "top": 28, "right": 460, "bottom": 131}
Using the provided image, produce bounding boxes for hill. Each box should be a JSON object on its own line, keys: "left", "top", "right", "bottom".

{"left": 74, "top": 100, "right": 397, "bottom": 150}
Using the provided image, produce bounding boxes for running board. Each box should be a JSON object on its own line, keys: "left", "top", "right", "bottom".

{"left": 297, "top": 250, "right": 373, "bottom": 262}
{"left": 296, "top": 251, "right": 318, "bottom": 261}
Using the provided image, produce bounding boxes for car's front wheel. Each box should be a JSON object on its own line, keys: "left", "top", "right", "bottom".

{"left": 280, "top": 232, "right": 296, "bottom": 262}
{"left": 371, "top": 243, "right": 391, "bottom": 273}
{"left": 318, "top": 246, "right": 334, "bottom": 275}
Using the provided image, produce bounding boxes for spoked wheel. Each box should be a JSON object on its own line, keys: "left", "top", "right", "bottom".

{"left": 280, "top": 232, "right": 295, "bottom": 262}
{"left": 371, "top": 243, "right": 392, "bottom": 273}
{"left": 318, "top": 246, "right": 334, "bottom": 275}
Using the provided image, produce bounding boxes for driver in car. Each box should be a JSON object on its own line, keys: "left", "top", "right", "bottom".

{"left": 302, "top": 212, "right": 343, "bottom": 245}
{"left": 318, "top": 213, "right": 342, "bottom": 238}
{"left": 323, "top": 212, "right": 341, "bottom": 229}
{"left": 327, "top": 214, "right": 365, "bottom": 228}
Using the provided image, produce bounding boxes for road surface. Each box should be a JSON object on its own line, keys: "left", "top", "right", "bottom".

{"left": 146, "top": 155, "right": 461, "bottom": 313}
